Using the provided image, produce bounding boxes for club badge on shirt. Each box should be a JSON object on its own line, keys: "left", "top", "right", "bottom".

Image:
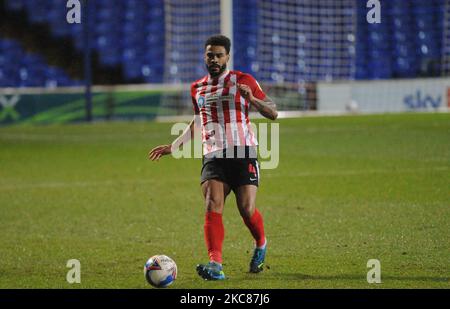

{"left": 198, "top": 96, "right": 206, "bottom": 108}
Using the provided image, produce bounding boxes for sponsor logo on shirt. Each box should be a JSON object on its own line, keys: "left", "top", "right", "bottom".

{"left": 205, "top": 94, "right": 234, "bottom": 103}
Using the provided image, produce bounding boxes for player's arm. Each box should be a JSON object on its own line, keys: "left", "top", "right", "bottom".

{"left": 148, "top": 116, "right": 197, "bottom": 161}
{"left": 237, "top": 83, "right": 278, "bottom": 120}
{"left": 249, "top": 95, "right": 278, "bottom": 121}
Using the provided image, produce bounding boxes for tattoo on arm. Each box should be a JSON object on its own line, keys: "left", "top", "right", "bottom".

{"left": 251, "top": 96, "right": 278, "bottom": 120}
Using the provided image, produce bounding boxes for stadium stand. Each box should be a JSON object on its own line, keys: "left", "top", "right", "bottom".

{"left": 0, "top": 0, "right": 446, "bottom": 87}
{"left": 356, "top": 0, "right": 444, "bottom": 79}
{"left": 0, "top": 37, "right": 78, "bottom": 87}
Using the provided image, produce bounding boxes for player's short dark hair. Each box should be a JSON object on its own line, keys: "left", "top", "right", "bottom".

{"left": 204, "top": 35, "right": 231, "bottom": 54}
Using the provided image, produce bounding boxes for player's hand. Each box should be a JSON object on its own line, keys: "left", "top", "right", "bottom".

{"left": 237, "top": 83, "right": 255, "bottom": 102}
{"left": 148, "top": 144, "right": 172, "bottom": 161}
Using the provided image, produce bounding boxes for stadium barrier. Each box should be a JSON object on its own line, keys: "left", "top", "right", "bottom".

{"left": 2, "top": 78, "right": 449, "bottom": 126}
{"left": 318, "top": 77, "right": 450, "bottom": 114}
{"left": 0, "top": 84, "right": 187, "bottom": 125}
{"left": 0, "top": 82, "right": 316, "bottom": 125}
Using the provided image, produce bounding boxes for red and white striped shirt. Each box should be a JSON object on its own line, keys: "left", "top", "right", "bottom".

{"left": 191, "top": 70, "right": 266, "bottom": 156}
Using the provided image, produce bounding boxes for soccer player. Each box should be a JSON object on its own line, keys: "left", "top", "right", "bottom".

{"left": 148, "top": 35, "right": 278, "bottom": 280}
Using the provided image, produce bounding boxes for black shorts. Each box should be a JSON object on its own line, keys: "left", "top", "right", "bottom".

{"left": 200, "top": 147, "right": 260, "bottom": 190}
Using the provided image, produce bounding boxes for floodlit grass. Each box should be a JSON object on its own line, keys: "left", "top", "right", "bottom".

{"left": 0, "top": 113, "right": 448, "bottom": 288}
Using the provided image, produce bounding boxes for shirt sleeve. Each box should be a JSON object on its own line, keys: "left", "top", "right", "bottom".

{"left": 191, "top": 84, "right": 200, "bottom": 115}
{"left": 239, "top": 73, "right": 266, "bottom": 101}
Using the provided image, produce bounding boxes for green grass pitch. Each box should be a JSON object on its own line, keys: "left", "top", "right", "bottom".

{"left": 0, "top": 112, "right": 448, "bottom": 288}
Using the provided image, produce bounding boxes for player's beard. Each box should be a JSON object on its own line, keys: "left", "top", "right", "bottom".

{"left": 207, "top": 63, "right": 227, "bottom": 77}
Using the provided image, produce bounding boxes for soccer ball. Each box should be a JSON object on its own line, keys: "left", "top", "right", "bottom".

{"left": 144, "top": 255, "right": 177, "bottom": 288}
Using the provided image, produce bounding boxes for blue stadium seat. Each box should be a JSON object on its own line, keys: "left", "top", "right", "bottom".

{"left": 0, "top": 37, "right": 77, "bottom": 87}
{"left": 5, "top": 0, "right": 26, "bottom": 11}
{"left": 393, "top": 57, "right": 417, "bottom": 78}
{"left": 99, "top": 49, "right": 122, "bottom": 67}
{"left": 45, "top": 66, "right": 74, "bottom": 87}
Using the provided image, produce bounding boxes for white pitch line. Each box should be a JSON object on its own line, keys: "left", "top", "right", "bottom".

{"left": 263, "top": 166, "right": 449, "bottom": 178}
{"left": 0, "top": 132, "right": 156, "bottom": 142}
{"left": 0, "top": 166, "right": 447, "bottom": 191}
{"left": 0, "top": 179, "right": 159, "bottom": 191}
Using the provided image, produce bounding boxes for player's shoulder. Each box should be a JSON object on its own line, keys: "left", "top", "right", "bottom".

{"left": 232, "top": 70, "right": 257, "bottom": 82}
{"left": 191, "top": 75, "right": 208, "bottom": 89}
{"left": 232, "top": 71, "right": 263, "bottom": 90}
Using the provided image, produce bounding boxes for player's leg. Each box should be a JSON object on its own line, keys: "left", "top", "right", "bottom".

{"left": 202, "top": 178, "right": 231, "bottom": 264}
{"left": 234, "top": 184, "right": 267, "bottom": 273}
{"left": 197, "top": 179, "right": 231, "bottom": 280}
{"left": 202, "top": 178, "right": 231, "bottom": 214}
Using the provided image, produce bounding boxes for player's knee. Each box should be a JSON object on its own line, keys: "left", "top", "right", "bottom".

{"left": 239, "top": 203, "right": 255, "bottom": 219}
{"left": 205, "top": 197, "right": 224, "bottom": 213}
